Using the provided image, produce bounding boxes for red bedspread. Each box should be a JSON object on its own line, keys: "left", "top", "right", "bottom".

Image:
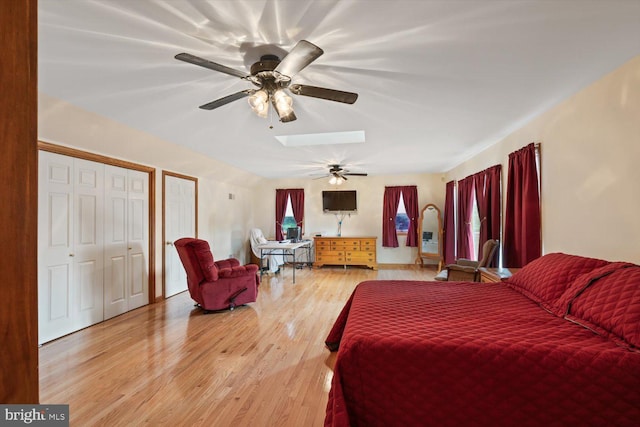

{"left": 325, "top": 280, "right": 640, "bottom": 427}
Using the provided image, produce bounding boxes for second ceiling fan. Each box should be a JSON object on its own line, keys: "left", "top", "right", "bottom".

{"left": 175, "top": 40, "right": 358, "bottom": 123}
{"left": 317, "top": 164, "right": 368, "bottom": 185}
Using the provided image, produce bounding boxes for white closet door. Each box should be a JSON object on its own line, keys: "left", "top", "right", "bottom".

{"left": 38, "top": 153, "right": 104, "bottom": 343}
{"left": 104, "top": 166, "right": 149, "bottom": 318}
{"left": 127, "top": 169, "right": 149, "bottom": 310}
{"left": 38, "top": 152, "right": 75, "bottom": 343}
{"left": 39, "top": 152, "right": 149, "bottom": 341}
{"left": 164, "top": 175, "right": 196, "bottom": 297}
{"left": 73, "top": 158, "right": 105, "bottom": 330}
{"left": 104, "top": 165, "right": 129, "bottom": 319}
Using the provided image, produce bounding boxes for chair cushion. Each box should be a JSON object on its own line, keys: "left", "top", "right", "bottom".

{"left": 504, "top": 252, "right": 609, "bottom": 310}
{"left": 563, "top": 264, "right": 640, "bottom": 350}
{"left": 189, "top": 239, "right": 219, "bottom": 281}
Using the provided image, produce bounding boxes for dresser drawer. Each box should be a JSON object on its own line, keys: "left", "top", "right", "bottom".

{"left": 315, "top": 239, "right": 331, "bottom": 249}
{"left": 360, "top": 239, "right": 376, "bottom": 250}
{"left": 346, "top": 252, "right": 376, "bottom": 262}
{"left": 316, "top": 254, "right": 346, "bottom": 263}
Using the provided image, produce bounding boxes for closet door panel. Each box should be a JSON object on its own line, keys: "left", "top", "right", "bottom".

{"left": 127, "top": 170, "right": 149, "bottom": 310}
{"left": 104, "top": 166, "right": 129, "bottom": 319}
{"left": 38, "top": 151, "right": 75, "bottom": 344}
{"left": 73, "top": 159, "right": 104, "bottom": 329}
{"left": 47, "top": 265, "right": 71, "bottom": 321}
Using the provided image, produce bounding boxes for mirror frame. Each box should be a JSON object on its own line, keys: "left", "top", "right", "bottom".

{"left": 415, "top": 203, "right": 443, "bottom": 271}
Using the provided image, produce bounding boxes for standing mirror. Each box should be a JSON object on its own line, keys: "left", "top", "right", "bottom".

{"left": 415, "top": 203, "right": 443, "bottom": 271}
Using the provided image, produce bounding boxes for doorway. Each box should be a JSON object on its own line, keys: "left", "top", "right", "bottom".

{"left": 163, "top": 171, "right": 198, "bottom": 298}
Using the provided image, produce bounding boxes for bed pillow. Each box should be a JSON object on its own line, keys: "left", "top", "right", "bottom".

{"left": 552, "top": 262, "right": 635, "bottom": 316}
{"left": 565, "top": 264, "right": 640, "bottom": 350}
{"left": 504, "top": 252, "right": 609, "bottom": 310}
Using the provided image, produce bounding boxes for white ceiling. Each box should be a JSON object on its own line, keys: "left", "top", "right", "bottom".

{"left": 39, "top": 0, "right": 640, "bottom": 179}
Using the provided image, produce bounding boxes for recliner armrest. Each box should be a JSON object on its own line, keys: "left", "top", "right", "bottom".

{"left": 218, "top": 264, "right": 259, "bottom": 278}
{"left": 215, "top": 258, "right": 240, "bottom": 269}
{"left": 456, "top": 258, "right": 479, "bottom": 268}
{"left": 447, "top": 264, "right": 478, "bottom": 273}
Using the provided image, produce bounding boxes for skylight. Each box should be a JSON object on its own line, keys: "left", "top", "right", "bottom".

{"left": 275, "top": 131, "right": 365, "bottom": 147}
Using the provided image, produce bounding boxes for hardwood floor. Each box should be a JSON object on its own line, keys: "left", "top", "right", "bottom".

{"left": 39, "top": 266, "right": 436, "bottom": 426}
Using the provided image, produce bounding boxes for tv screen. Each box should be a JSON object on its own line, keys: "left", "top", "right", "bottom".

{"left": 286, "top": 226, "right": 301, "bottom": 242}
{"left": 322, "top": 190, "right": 357, "bottom": 212}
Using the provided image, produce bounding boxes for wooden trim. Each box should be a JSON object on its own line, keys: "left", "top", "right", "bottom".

{"left": 37, "top": 141, "right": 157, "bottom": 303}
{"left": 38, "top": 141, "right": 155, "bottom": 173}
{"left": 161, "top": 170, "right": 198, "bottom": 299}
{"left": 0, "top": 0, "right": 39, "bottom": 403}
{"left": 378, "top": 263, "right": 434, "bottom": 270}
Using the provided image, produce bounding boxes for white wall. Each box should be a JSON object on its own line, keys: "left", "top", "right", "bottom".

{"left": 38, "top": 93, "right": 262, "bottom": 297}
{"left": 445, "top": 55, "right": 640, "bottom": 264}
{"left": 251, "top": 173, "right": 446, "bottom": 265}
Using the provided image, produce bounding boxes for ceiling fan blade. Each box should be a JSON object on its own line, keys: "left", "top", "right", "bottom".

{"left": 289, "top": 84, "right": 358, "bottom": 104}
{"left": 343, "top": 173, "right": 368, "bottom": 176}
{"left": 199, "top": 90, "right": 253, "bottom": 110}
{"left": 175, "top": 53, "right": 248, "bottom": 79}
{"left": 274, "top": 40, "right": 323, "bottom": 78}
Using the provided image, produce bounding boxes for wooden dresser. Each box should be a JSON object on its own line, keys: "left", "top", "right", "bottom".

{"left": 313, "top": 236, "right": 377, "bottom": 270}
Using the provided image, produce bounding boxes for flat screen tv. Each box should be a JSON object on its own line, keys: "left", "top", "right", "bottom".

{"left": 322, "top": 190, "right": 357, "bottom": 212}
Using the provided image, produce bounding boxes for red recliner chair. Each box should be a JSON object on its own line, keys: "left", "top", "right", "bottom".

{"left": 174, "top": 237, "right": 260, "bottom": 312}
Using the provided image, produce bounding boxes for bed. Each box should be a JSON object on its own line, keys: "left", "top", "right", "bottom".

{"left": 325, "top": 253, "right": 640, "bottom": 426}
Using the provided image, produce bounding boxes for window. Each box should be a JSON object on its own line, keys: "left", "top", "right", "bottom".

{"left": 471, "top": 195, "right": 480, "bottom": 260}
{"left": 396, "top": 193, "right": 409, "bottom": 233}
{"left": 275, "top": 188, "right": 304, "bottom": 241}
{"left": 282, "top": 195, "right": 297, "bottom": 230}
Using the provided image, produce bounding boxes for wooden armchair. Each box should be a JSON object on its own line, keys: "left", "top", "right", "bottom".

{"left": 435, "top": 239, "right": 499, "bottom": 282}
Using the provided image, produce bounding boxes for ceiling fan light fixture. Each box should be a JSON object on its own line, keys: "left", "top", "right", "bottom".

{"left": 336, "top": 177, "right": 344, "bottom": 185}
{"left": 248, "top": 89, "right": 269, "bottom": 117}
{"left": 329, "top": 176, "right": 337, "bottom": 185}
{"left": 273, "top": 90, "right": 293, "bottom": 114}
{"left": 271, "top": 89, "right": 296, "bottom": 122}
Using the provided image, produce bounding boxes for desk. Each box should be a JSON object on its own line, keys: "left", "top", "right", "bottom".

{"left": 257, "top": 240, "right": 312, "bottom": 284}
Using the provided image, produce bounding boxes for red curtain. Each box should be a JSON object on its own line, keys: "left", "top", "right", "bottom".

{"left": 275, "top": 188, "right": 305, "bottom": 240}
{"left": 443, "top": 181, "right": 456, "bottom": 265}
{"left": 382, "top": 186, "right": 402, "bottom": 247}
{"left": 275, "top": 189, "right": 288, "bottom": 241}
{"left": 474, "top": 164, "right": 502, "bottom": 264}
{"left": 486, "top": 165, "right": 502, "bottom": 267}
{"left": 288, "top": 189, "right": 304, "bottom": 231}
{"left": 503, "top": 143, "right": 541, "bottom": 267}
{"left": 401, "top": 186, "right": 419, "bottom": 247}
{"left": 456, "top": 176, "right": 474, "bottom": 260}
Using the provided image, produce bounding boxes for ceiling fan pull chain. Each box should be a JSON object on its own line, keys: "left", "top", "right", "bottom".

{"left": 269, "top": 102, "right": 274, "bottom": 129}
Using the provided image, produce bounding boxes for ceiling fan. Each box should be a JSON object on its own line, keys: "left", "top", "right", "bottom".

{"left": 175, "top": 40, "right": 358, "bottom": 123}
{"left": 315, "top": 164, "right": 368, "bottom": 185}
